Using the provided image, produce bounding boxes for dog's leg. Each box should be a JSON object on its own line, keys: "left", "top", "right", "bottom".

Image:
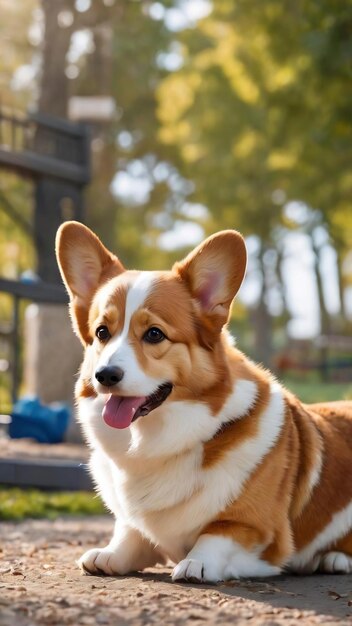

{"left": 78, "top": 523, "right": 165, "bottom": 576}
{"left": 291, "top": 551, "right": 352, "bottom": 575}
{"left": 317, "top": 551, "right": 352, "bottom": 573}
{"left": 172, "top": 533, "right": 281, "bottom": 583}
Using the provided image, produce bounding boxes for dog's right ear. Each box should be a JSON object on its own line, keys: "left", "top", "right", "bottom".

{"left": 55, "top": 221, "right": 125, "bottom": 344}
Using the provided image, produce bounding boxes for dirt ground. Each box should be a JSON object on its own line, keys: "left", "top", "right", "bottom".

{"left": 0, "top": 438, "right": 89, "bottom": 462}
{"left": 0, "top": 516, "right": 351, "bottom": 626}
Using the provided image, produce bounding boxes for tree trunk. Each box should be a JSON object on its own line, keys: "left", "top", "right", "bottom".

{"left": 38, "top": 0, "right": 74, "bottom": 117}
{"left": 251, "top": 246, "right": 273, "bottom": 368}
{"left": 309, "top": 232, "right": 331, "bottom": 336}
{"left": 276, "top": 247, "right": 291, "bottom": 338}
{"left": 335, "top": 247, "right": 348, "bottom": 325}
{"left": 92, "top": 23, "right": 113, "bottom": 96}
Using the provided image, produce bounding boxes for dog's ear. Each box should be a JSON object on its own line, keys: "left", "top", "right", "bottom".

{"left": 174, "top": 230, "right": 247, "bottom": 347}
{"left": 55, "top": 221, "right": 125, "bottom": 344}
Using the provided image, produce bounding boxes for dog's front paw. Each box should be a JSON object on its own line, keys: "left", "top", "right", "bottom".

{"left": 77, "top": 547, "right": 123, "bottom": 576}
{"left": 172, "top": 534, "right": 282, "bottom": 584}
{"left": 172, "top": 558, "right": 221, "bottom": 584}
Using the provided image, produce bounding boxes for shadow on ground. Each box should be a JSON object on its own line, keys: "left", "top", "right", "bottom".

{"left": 0, "top": 516, "right": 351, "bottom": 626}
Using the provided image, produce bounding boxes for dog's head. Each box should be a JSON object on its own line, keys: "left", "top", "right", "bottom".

{"left": 56, "top": 222, "right": 246, "bottom": 430}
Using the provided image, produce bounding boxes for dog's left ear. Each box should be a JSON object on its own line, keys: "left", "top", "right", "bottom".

{"left": 174, "top": 230, "right": 247, "bottom": 345}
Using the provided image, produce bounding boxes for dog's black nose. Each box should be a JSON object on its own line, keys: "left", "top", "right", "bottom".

{"left": 95, "top": 366, "right": 124, "bottom": 387}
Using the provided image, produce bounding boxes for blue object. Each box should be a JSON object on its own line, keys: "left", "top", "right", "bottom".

{"left": 9, "top": 396, "right": 70, "bottom": 443}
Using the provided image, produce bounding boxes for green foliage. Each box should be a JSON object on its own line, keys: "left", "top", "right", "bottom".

{"left": 157, "top": 0, "right": 352, "bottom": 246}
{"left": 0, "top": 487, "right": 105, "bottom": 521}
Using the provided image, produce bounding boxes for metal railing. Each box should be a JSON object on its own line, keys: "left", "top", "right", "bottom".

{"left": 0, "top": 108, "right": 86, "bottom": 164}
{"left": 0, "top": 108, "right": 90, "bottom": 184}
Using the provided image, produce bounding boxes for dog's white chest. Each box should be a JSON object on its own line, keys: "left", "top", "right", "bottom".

{"left": 89, "top": 444, "right": 208, "bottom": 560}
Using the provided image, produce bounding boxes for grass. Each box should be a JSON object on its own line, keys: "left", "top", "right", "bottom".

{"left": 0, "top": 487, "right": 106, "bottom": 521}
{"left": 281, "top": 377, "right": 352, "bottom": 404}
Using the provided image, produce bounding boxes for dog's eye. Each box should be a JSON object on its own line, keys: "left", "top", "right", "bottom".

{"left": 143, "top": 327, "right": 166, "bottom": 344}
{"left": 96, "top": 325, "right": 110, "bottom": 341}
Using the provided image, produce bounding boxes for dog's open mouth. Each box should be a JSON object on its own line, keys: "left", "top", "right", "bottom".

{"left": 102, "top": 383, "right": 173, "bottom": 430}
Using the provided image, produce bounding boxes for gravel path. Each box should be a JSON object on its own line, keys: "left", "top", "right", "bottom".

{"left": 0, "top": 516, "right": 351, "bottom": 625}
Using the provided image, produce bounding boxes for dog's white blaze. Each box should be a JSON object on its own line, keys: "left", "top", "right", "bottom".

{"left": 172, "top": 534, "right": 280, "bottom": 582}
{"left": 94, "top": 271, "right": 162, "bottom": 396}
{"left": 289, "top": 500, "right": 352, "bottom": 573}
{"left": 98, "top": 271, "right": 156, "bottom": 360}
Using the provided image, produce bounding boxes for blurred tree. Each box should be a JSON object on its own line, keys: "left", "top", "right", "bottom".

{"left": 36, "top": 0, "right": 190, "bottom": 268}
{"left": 157, "top": 0, "right": 352, "bottom": 360}
{"left": 0, "top": 0, "right": 38, "bottom": 110}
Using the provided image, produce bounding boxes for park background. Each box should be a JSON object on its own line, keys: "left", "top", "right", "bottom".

{"left": 1, "top": 7, "right": 352, "bottom": 625}
{"left": 0, "top": 0, "right": 352, "bottom": 439}
{"left": 0, "top": 6, "right": 352, "bottom": 626}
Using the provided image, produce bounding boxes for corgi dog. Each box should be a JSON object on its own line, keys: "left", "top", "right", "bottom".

{"left": 56, "top": 221, "right": 352, "bottom": 582}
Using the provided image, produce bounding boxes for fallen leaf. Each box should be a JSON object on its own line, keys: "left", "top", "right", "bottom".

{"left": 328, "top": 590, "right": 348, "bottom": 600}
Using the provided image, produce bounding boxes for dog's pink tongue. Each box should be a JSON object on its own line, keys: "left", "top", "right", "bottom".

{"left": 102, "top": 394, "right": 146, "bottom": 429}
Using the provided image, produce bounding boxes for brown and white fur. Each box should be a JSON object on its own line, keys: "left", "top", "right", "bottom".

{"left": 56, "top": 221, "right": 352, "bottom": 583}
